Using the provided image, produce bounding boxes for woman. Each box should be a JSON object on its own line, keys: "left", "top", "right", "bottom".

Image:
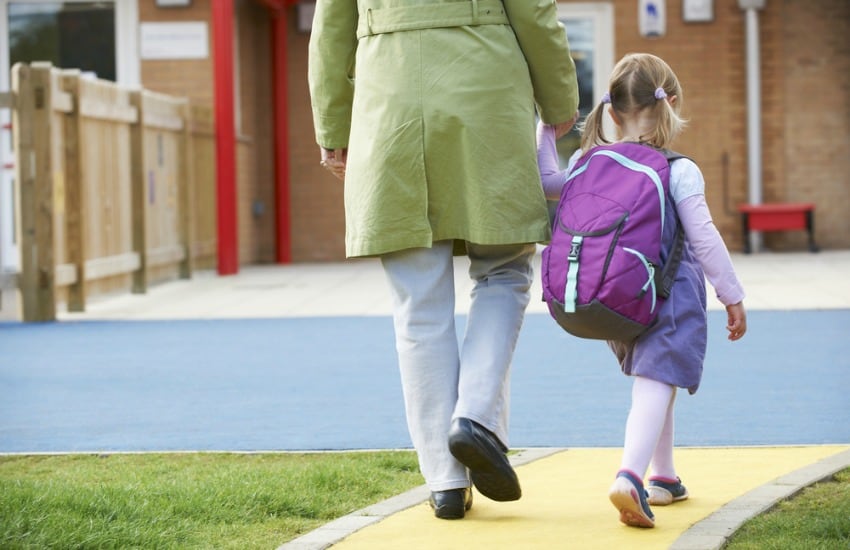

{"left": 308, "top": 0, "right": 579, "bottom": 519}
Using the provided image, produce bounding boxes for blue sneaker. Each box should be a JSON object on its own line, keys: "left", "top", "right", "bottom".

{"left": 608, "top": 470, "right": 655, "bottom": 528}
{"left": 648, "top": 476, "right": 689, "bottom": 505}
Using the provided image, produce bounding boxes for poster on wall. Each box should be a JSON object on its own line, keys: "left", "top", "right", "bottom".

{"left": 683, "top": 0, "right": 714, "bottom": 22}
{"left": 638, "top": 0, "right": 666, "bottom": 37}
{"left": 140, "top": 22, "right": 209, "bottom": 60}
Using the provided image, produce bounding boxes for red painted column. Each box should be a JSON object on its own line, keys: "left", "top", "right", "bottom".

{"left": 271, "top": 7, "right": 292, "bottom": 263}
{"left": 212, "top": 0, "right": 239, "bottom": 274}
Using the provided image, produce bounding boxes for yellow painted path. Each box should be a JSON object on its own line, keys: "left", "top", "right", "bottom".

{"left": 330, "top": 446, "right": 849, "bottom": 549}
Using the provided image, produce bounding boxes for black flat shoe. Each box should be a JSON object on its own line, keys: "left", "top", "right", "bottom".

{"left": 448, "top": 417, "right": 521, "bottom": 502}
{"left": 429, "top": 488, "right": 473, "bottom": 519}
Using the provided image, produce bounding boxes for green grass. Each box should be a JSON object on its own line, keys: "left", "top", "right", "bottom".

{"left": 1, "top": 453, "right": 848, "bottom": 549}
{"left": 726, "top": 467, "right": 850, "bottom": 549}
{"left": 0, "top": 451, "right": 423, "bottom": 549}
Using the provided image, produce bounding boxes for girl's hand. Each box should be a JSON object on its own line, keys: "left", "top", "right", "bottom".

{"left": 725, "top": 302, "right": 747, "bottom": 341}
{"left": 551, "top": 110, "right": 580, "bottom": 140}
{"left": 320, "top": 147, "right": 347, "bottom": 180}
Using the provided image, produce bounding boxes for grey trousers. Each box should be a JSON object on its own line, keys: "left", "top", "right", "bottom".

{"left": 381, "top": 241, "right": 535, "bottom": 491}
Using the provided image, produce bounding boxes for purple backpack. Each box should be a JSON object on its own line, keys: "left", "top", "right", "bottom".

{"left": 541, "top": 142, "right": 685, "bottom": 342}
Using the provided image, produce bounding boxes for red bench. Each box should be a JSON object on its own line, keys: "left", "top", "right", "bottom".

{"left": 737, "top": 202, "right": 819, "bottom": 254}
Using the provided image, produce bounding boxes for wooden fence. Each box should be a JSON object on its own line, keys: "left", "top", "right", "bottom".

{"left": 3, "top": 62, "right": 216, "bottom": 322}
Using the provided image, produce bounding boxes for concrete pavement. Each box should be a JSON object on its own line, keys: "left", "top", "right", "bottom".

{"left": 46, "top": 249, "right": 850, "bottom": 320}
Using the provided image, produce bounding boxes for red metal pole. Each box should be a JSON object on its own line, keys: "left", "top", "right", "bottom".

{"left": 212, "top": 0, "right": 239, "bottom": 274}
{"left": 271, "top": 7, "right": 292, "bottom": 263}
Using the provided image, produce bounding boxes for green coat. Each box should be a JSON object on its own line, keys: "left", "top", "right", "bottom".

{"left": 309, "top": 0, "right": 579, "bottom": 257}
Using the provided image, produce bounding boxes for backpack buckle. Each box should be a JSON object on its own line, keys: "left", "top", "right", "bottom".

{"left": 564, "top": 236, "right": 583, "bottom": 313}
{"left": 568, "top": 239, "right": 582, "bottom": 260}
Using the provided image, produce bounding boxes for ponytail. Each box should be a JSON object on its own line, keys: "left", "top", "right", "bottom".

{"left": 578, "top": 100, "right": 612, "bottom": 153}
{"left": 642, "top": 91, "right": 687, "bottom": 149}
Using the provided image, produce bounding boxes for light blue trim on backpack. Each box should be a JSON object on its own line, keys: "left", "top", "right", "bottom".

{"left": 624, "top": 247, "right": 657, "bottom": 313}
{"left": 564, "top": 235, "right": 583, "bottom": 312}
{"left": 566, "top": 149, "right": 666, "bottom": 239}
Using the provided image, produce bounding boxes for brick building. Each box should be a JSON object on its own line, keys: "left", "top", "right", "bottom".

{"left": 1, "top": 0, "right": 847, "bottom": 271}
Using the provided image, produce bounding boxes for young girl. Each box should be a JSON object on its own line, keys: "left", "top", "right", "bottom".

{"left": 537, "top": 53, "right": 748, "bottom": 528}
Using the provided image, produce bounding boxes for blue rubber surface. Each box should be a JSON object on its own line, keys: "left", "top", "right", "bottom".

{"left": 1, "top": 310, "right": 849, "bottom": 453}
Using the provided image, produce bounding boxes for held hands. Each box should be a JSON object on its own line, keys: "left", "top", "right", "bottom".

{"left": 320, "top": 147, "right": 347, "bottom": 180}
{"left": 551, "top": 110, "right": 580, "bottom": 140}
{"left": 725, "top": 301, "right": 747, "bottom": 341}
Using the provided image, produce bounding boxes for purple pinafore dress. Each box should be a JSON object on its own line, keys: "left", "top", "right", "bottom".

{"left": 608, "top": 168, "right": 708, "bottom": 394}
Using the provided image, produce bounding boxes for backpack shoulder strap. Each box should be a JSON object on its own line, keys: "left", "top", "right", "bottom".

{"left": 655, "top": 149, "right": 689, "bottom": 298}
{"left": 656, "top": 225, "right": 685, "bottom": 298}
{"left": 660, "top": 149, "right": 689, "bottom": 163}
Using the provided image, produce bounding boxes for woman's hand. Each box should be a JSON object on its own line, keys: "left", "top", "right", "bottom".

{"left": 552, "top": 110, "right": 580, "bottom": 140}
{"left": 320, "top": 147, "right": 347, "bottom": 180}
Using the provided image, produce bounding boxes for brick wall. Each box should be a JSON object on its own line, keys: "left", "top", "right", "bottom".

{"left": 136, "top": 0, "right": 848, "bottom": 263}
{"left": 781, "top": 0, "right": 850, "bottom": 249}
{"left": 138, "top": 0, "right": 214, "bottom": 106}
{"left": 596, "top": 0, "right": 850, "bottom": 251}
{"left": 286, "top": 13, "right": 347, "bottom": 262}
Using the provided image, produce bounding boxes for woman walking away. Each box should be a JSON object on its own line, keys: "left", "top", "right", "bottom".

{"left": 309, "top": 0, "right": 579, "bottom": 520}
{"left": 537, "top": 52, "right": 747, "bottom": 528}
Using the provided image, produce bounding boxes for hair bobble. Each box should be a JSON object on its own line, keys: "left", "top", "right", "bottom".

{"left": 654, "top": 87, "right": 668, "bottom": 100}
{"left": 601, "top": 92, "right": 611, "bottom": 104}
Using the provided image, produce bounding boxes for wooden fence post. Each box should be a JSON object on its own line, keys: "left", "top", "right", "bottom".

{"left": 179, "top": 100, "right": 194, "bottom": 279}
{"left": 14, "top": 62, "right": 56, "bottom": 322}
{"left": 129, "top": 89, "right": 147, "bottom": 294}
{"left": 60, "top": 70, "right": 86, "bottom": 311}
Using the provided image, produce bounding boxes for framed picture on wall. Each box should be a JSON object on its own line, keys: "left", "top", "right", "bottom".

{"left": 683, "top": 0, "right": 714, "bottom": 22}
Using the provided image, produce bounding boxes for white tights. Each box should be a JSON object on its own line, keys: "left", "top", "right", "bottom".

{"left": 620, "top": 376, "right": 678, "bottom": 481}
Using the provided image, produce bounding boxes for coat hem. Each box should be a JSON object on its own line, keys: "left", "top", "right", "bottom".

{"left": 345, "top": 226, "right": 551, "bottom": 258}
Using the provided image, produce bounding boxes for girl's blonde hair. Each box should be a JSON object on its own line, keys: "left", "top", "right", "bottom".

{"left": 580, "top": 53, "right": 687, "bottom": 152}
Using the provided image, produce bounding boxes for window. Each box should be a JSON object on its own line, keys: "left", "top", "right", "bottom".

{"left": 1, "top": 0, "right": 139, "bottom": 86}
{"left": 9, "top": 2, "right": 116, "bottom": 80}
